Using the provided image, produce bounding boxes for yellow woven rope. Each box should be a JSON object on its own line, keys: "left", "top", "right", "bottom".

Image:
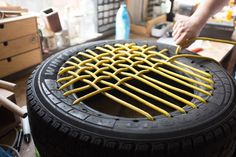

{"left": 57, "top": 43, "right": 215, "bottom": 120}
{"left": 147, "top": 50, "right": 212, "bottom": 78}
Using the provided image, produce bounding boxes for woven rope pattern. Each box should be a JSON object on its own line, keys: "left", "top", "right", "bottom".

{"left": 57, "top": 43, "right": 214, "bottom": 120}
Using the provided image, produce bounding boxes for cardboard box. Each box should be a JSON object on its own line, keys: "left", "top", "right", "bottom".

{"left": 130, "top": 15, "right": 167, "bottom": 37}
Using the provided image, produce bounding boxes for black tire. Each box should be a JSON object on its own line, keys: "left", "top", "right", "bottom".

{"left": 27, "top": 40, "right": 236, "bottom": 157}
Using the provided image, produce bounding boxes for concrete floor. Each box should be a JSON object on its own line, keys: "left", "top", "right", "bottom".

{"left": 14, "top": 74, "right": 28, "bottom": 108}
{"left": 12, "top": 72, "right": 35, "bottom": 157}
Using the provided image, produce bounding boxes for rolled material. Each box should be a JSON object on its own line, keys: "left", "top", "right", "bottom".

{"left": 0, "top": 95, "right": 27, "bottom": 118}
{"left": 42, "top": 8, "right": 62, "bottom": 32}
{"left": 0, "top": 80, "right": 16, "bottom": 92}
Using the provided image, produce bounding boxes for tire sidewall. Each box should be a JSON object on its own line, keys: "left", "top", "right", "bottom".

{"left": 29, "top": 40, "right": 236, "bottom": 142}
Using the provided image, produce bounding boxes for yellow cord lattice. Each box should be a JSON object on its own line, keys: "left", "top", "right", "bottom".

{"left": 57, "top": 43, "right": 214, "bottom": 120}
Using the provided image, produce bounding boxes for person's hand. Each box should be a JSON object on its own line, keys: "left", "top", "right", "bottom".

{"left": 173, "top": 16, "right": 204, "bottom": 47}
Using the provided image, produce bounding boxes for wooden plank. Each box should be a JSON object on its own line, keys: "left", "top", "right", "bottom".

{"left": 0, "top": 91, "right": 19, "bottom": 137}
{"left": 0, "top": 33, "right": 40, "bottom": 60}
{"left": 0, "top": 48, "right": 42, "bottom": 77}
{"left": 131, "top": 24, "right": 148, "bottom": 37}
{"left": 0, "top": 89, "right": 13, "bottom": 101}
{"left": 0, "top": 6, "right": 28, "bottom": 12}
{"left": 0, "top": 14, "right": 35, "bottom": 24}
{"left": 188, "top": 41, "right": 234, "bottom": 62}
{"left": 0, "top": 80, "right": 16, "bottom": 92}
{"left": 146, "top": 14, "right": 166, "bottom": 35}
{"left": 0, "top": 95, "right": 26, "bottom": 117}
{"left": 0, "top": 16, "right": 37, "bottom": 42}
{"left": 226, "top": 46, "right": 236, "bottom": 75}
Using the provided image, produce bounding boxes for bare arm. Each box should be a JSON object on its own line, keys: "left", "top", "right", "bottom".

{"left": 173, "top": 0, "right": 230, "bottom": 46}
{"left": 192, "top": 0, "right": 229, "bottom": 24}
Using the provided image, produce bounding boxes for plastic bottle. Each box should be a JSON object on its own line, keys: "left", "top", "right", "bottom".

{"left": 115, "top": 2, "right": 130, "bottom": 40}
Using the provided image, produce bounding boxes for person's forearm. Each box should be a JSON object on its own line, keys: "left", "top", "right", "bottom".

{"left": 173, "top": 0, "right": 230, "bottom": 45}
{"left": 191, "top": 0, "right": 229, "bottom": 24}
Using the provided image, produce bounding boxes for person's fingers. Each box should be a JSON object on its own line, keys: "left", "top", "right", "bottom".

{"left": 176, "top": 33, "right": 194, "bottom": 48}
{"left": 175, "top": 33, "right": 187, "bottom": 45}
{"left": 173, "top": 21, "right": 187, "bottom": 40}
{"left": 173, "top": 22, "right": 178, "bottom": 32}
{"left": 173, "top": 27, "right": 184, "bottom": 41}
{"left": 172, "top": 22, "right": 181, "bottom": 36}
{"left": 172, "top": 27, "right": 177, "bottom": 37}
{"left": 173, "top": 21, "right": 182, "bottom": 35}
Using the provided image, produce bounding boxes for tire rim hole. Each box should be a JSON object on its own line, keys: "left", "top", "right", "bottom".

{"left": 59, "top": 43, "right": 210, "bottom": 119}
{"left": 133, "top": 120, "right": 139, "bottom": 122}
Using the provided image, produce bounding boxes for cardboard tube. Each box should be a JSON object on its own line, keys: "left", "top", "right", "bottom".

{"left": 42, "top": 8, "right": 62, "bottom": 32}
{"left": 0, "top": 95, "right": 27, "bottom": 118}
{"left": 0, "top": 80, "right": 16, "bottom": 92}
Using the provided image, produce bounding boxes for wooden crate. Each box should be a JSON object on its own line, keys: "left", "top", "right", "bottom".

{"left": 0, "top": 14, "right": 42, "bottom": 78}
{"left": 0, "top": 48, "right": 42, "bottom": 78}
{"left": 0, "top": 15, "right": 38, "bottom": 42}
{"left": 0, "top": 33, "right": 40, "bottom": 60}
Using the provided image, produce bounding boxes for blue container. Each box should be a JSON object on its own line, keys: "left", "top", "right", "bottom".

{"left": 115, "top": 3, "right": 130, "bottom": 40}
